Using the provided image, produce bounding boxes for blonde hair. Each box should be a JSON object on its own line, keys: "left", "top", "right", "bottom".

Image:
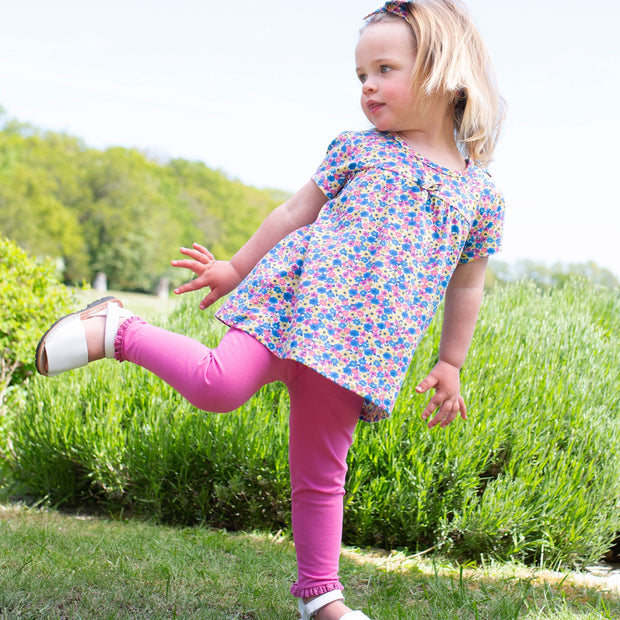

{"left": 366, "top": 0, "right": 505, "bottom": 166}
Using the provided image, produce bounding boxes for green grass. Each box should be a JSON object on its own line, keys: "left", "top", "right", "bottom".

{"left": 0, "top": 503, "right": 618, "bottom": 619}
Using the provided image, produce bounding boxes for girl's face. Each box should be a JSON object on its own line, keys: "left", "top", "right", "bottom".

{"left": 355, "top": 20, "right": 418, "bottom": 132}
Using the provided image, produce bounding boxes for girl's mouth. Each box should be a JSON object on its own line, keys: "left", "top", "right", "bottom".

{"left": 367, "top": 102, "right": 385, "bottom": 114}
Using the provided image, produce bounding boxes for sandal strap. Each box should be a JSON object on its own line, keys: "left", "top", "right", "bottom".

{"left": 103, "top": 301, "right": 121, "bottom": 358}
{"left": 81, "top": 298, "right": 130, "bottom": 359}
{"left": 300, "top": 590, "right": 345, "bottom": 617}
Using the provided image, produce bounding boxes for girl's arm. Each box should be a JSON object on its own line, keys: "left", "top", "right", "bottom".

{"left": 416, "top": 256, "right": 488, "bottom": 428}
{"left": 172, "top": 180, "right": 328, "bottom": 309}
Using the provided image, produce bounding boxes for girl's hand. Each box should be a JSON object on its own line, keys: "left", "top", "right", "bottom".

{"left": 171, "top": 243, "right": 243, "bottom": 310}
{"left": 415, "top": 360, "right": 467, "bottom": 429}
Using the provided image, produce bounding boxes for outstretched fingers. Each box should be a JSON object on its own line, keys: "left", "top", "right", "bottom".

{"left": 174, "top": 276, "right": 209, "bottom": 295}
{"left": 171, "top": 244, "right": 215, "bottom": 273}
{"left": 171, "top": 243, "right": 216, "bottom": 295}
{"left": 177, "top": 243, "right": 215, "bottom": 264}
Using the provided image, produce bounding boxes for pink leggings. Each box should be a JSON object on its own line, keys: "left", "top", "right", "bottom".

{"left": 115, "top": 317, "right": 362, "bottom": 598}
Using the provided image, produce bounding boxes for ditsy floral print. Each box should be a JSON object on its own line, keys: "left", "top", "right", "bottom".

{"left": 216, "top": 130, "right": 504, "bottom": 421}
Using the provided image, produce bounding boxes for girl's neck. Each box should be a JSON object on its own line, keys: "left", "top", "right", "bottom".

{"left": 396, "top": 95, "right": 466, "bottom": 171}
{"left": 396, "top": 130, "right": 466, "bottom": 171}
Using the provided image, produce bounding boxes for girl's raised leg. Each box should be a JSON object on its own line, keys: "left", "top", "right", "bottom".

{"left": 116, "top": 319, "right": 281, "bottom": 412}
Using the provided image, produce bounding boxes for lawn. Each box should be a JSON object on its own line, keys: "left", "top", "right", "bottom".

{"left": 0, "top": 503, "right": 618, "bottom": 619}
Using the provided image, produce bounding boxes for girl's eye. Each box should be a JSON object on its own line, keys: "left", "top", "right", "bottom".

{"left": 357, "top": 73, "right": 367, "bottom": 84}
{"left": 380, "top": 65, "right": 392, "bottom": 74}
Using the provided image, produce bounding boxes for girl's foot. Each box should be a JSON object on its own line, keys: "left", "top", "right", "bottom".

{"left": 307, "top": 599, "right": 352, "bottom": 619}
{"left": 299, "top": 591, "right": 372, "bottom": 619}
{"left": 35, "top": 297, "right": 133, "bottom": 376}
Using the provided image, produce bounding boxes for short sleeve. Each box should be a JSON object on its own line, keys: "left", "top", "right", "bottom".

{"left": 311, "top": 132, "right": 361, "bottom": 200}
{"left": 459, "top": 186, "right": 505, "bottom": 264}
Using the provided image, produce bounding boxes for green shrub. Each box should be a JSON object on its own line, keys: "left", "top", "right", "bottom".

{"left": 6, "top": 279, "right": 620, "bottom": 569}
{"left": 0, "top": 237, "right": 77, "bottom": 481}
{"left": 0, "top": 237, "right": 77, "bottom": 388}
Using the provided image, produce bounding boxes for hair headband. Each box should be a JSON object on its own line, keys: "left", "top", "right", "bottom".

{"left": 364, "top": 1, "right": 411, "bottom": 21}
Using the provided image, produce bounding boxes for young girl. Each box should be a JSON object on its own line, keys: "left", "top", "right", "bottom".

{"left": 35, "top": 1, "right": 505, "bottom": 618}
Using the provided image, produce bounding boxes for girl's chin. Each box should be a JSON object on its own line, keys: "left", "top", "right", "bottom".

{"left": 366, "top": 119, "right": 394, "bottom": 132}
{"left": 372, "top": 124, "right": 396, "bottom": 133}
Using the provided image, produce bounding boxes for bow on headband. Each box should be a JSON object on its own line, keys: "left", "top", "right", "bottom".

{"left": 364, "top": 0, "right": 411, "bottom": 21}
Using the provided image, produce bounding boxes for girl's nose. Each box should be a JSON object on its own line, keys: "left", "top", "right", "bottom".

{"left": 362, "top": 80, "right": 377, "bottom": 95}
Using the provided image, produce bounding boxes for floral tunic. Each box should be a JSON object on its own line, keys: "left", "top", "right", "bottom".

{"left": 216, "top": 130, "right": 504, "bottom": 422}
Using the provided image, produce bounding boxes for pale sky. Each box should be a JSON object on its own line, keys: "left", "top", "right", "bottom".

{"left": 1, "top": 0, "right": 619, "bottom": 278}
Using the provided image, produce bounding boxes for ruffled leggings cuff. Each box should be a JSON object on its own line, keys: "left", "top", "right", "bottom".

{"left": 290, "top": 582, "right": 343, "bottom": 599}
{"left": 114, "top": 316, "right": 143, "bottom": 361}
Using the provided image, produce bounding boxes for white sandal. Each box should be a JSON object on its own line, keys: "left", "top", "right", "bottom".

{"left": 298, "top": 590, "right": 372, "bottom": 619}
{"left": 35, "top": 296, "right": 133, "bottom": 377}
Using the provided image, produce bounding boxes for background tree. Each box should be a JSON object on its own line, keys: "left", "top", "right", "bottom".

{"left": 0, "top": 115, "right": 283, "bottom": 293}
{"left": 488, "top": 259, "right": 619, "bottom": 289}
{"left": 0, "top": 120, "right": 88, "bottom": 279}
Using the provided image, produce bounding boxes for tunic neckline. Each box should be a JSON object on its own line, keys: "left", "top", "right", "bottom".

{"left": 390, "top": 131, "right": 472, "bottom": 178}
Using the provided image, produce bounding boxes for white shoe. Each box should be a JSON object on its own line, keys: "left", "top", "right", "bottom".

{"left": 298, "top": 590, "right": 372, "bottom": 619}
{"left": 35, "top": 296, "right": 133, "bottom": 376}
